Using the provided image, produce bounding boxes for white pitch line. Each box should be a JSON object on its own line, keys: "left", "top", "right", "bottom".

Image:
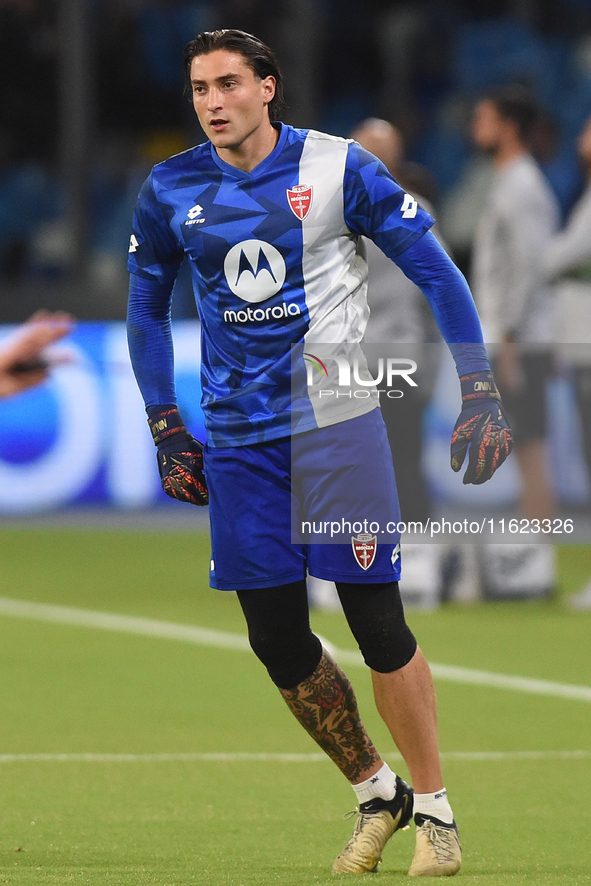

{"left": 0, "top": 596, "right": 250, "bottom": 651}
{"left": 424, "top": 663, "right": 591, "bottom": 702}
{"left": 0, "top": 752, "right": 328, "bottom": 764}
{"left": 0, "top": 750, "right": 589, "bottom": 764}
{"left": 0, "top": 596, "right": 590, "bottom": 703}
{"left": 439, "top": 749, "right": 591, "bottom": 762}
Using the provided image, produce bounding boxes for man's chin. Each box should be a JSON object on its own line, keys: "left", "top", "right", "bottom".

{"left": 208, "top": 129, "right": 235, "bottom": 149}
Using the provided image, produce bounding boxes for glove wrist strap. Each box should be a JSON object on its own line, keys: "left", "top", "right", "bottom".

{"left": 147, "top": 405, "right": 187, "bottom": 447}
{"left": 459, "top": 371, "right": 500, "bottom": 403}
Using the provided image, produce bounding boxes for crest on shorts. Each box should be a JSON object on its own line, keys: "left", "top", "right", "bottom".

{"left": 286, "top": 184, "right": 313, "bottom": 220}
{"left": 351, "top": 533, "right": 377, "bottom": 570}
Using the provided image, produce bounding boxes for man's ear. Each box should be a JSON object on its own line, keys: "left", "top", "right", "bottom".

{"left": 262, "top": 75, "right": 276, "bottom": 105}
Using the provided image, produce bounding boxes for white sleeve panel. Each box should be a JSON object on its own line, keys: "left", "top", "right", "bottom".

{"left": 299, "top": 130, "right": 378, "bottom": 427}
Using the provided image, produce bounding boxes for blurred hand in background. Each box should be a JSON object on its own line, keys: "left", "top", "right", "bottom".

{"left": 0, "top": 310, "right": 74, "bottom": 399}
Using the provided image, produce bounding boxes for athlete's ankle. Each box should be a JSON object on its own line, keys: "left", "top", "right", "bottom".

{"left": 351, "top": 761, "right": 397, "bottom": 804}
{"left": 413, "top": 787, "right": 454, "bottom": 824}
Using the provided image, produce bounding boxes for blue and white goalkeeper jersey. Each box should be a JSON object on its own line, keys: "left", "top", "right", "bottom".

{"left": 128, "top": 122, "right": 483, "bottom": 447}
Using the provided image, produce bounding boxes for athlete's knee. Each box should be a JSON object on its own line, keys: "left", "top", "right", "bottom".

{"left": 236, "top": 581, "right": 323, "bottom": 690}
{"left": 335, "top": 580, "right": 417, "bottom": 673}
{"left": 247, "top": 625, "right": 323, "bottom": 690}
{"left": 366, "top": 623, "right": 417, "bottom": 674}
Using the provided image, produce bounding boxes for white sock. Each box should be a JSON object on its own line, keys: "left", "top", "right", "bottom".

{"left": 413, "top": 788, "right": 454, "bottom": 824}
{"left": 352, "top": 762, "right": 397, "bottom": 805}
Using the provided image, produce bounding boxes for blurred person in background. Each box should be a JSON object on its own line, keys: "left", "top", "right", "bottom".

{"left": 0, "top": 311, "right": 74, "bottom": 399}
{"left": 470, "top": 85, "right": 560, "bottom": 599}
{"left": 542, "top": 114, "right": 591, "bottom": 607}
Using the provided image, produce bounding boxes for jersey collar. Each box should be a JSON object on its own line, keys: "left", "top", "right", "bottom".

{"left": 209, "top": 122, "right": 287, "bottom": 180}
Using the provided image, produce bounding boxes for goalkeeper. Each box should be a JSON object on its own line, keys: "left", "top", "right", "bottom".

{"left": 127, "top": 28, "right": 512, "bottom": 878}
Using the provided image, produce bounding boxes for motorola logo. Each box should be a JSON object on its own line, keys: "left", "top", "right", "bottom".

{"left": 223, "top": 239, "right": 286, "bottom": 303}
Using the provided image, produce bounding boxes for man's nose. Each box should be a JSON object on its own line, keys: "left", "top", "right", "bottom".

{"left": 208, "top": 88, "right": 223, "bottom": 111}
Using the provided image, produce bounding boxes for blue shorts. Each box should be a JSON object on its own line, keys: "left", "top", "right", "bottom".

{"left": 204, "top": 409, "right": 402, "bottom": 590}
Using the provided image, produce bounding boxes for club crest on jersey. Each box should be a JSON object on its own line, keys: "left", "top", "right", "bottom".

{"left": 286, "top": 184, "right": 313, "bottom": 220}
{"left": 352, "top": 533, "right": 377, "bottom": 570}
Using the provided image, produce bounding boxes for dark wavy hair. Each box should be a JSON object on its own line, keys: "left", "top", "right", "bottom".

{"left": 484, "top": 84, "right": 543, "bottom": 143}
{"left": 184, "top": 29, "right": 285, "bottom": 122}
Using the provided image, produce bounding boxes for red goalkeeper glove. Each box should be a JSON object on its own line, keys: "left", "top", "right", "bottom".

{"left": 147, "top": 406, "right": 208, "bottom": 506}
{"left": 450, "top": 371, "right": 513, "bottom": 485}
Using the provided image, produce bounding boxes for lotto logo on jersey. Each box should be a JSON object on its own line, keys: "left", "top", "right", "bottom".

{"left": 224, "top": 239, "right": 287, "bottom": 303}
{"left": 286, "top": 184, "right": 313, "bottom": 220}
{"left": 352, "top": 533, "right": 377, "bottom": 570}
{"left": 185, "top": 204, "right": 205, "bottom": 226}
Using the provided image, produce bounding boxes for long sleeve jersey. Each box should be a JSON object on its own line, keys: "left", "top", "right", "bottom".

{"left": 128, "top": 123, "right": 486, "bottom": 447}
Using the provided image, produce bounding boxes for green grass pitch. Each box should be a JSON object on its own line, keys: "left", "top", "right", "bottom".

{"left": 0, "top": 528, "right": 590, "bottom": 884}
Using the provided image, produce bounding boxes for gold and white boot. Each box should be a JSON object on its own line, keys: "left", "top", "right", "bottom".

{"left": 408, "top": 815, "right": 461, "bottom": 877}
{"left": 332, "top": 776, "right": 413, "bottom": 874}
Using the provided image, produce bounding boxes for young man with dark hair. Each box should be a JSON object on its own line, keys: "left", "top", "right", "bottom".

{"left": 183, "top": 29, "right": 285, "bottom": 122}
{"left": 127, "top": 29, "right": 512, "bottom": 876}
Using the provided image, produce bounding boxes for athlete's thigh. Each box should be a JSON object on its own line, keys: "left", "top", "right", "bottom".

{"left": 204, "top": 439, "right": 306, "bottom": 590}
{"left": 294, "top": 409, "right": 402, "bottom": 583}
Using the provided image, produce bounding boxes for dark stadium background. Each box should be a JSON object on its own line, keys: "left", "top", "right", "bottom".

{"left": 0, "top": 0, "right": 590, "bottom": 521}
{"left": 3, "top": 0, "right": 591, "bottom": 320}
{"left": 0, "top": 9, "right": 590, "bottom": 882}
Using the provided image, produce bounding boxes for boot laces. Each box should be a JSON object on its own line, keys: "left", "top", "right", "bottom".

{"left": 342, "top": 808, "right": 378, "bottom": 844}
{"left": 421, "top": 820, "right": 458, "bottom": 861}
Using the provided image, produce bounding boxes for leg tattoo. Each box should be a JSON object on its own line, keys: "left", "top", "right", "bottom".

{"left": 279, "top": 649, "right": 381, "bottom": 782}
